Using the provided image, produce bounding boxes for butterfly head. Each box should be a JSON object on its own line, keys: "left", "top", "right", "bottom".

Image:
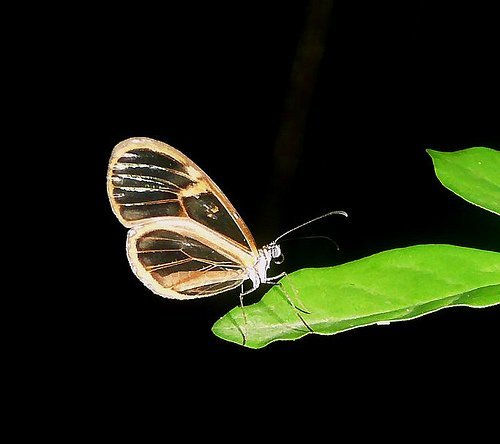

{"left": 267, "top": 242, "right": 284, "bottom": 265}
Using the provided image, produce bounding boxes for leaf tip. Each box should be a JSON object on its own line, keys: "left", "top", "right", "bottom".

{"left": 211, "top": 310, "right": 247, "bottom": 347}
{"left": 425, "top": 148, "right": 441, "bottom": 158}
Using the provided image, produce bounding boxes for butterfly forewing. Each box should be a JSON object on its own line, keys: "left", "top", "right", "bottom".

{"left": 126, "top": 218, "right": 255, "bottom": 299}
{"left": 107, "top": 138, "right": 257, "bottom": 255}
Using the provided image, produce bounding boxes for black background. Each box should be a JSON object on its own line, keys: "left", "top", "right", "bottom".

{"left": 69, "top": 1, "right": 499, "bottom": 380}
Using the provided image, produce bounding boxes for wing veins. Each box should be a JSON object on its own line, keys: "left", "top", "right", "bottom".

{"left": 137, "top": 248, "right": 182, "bottom": 254}
{"left": 115, "top": 185, "right": 179, "bottom": 193}
{"left": 196, "top": 259, "right": 242, "bottom": 268}
{"left": 170, "top": 262, "right": 243, "bottom": 292}
{"left": 145, "top": 258, "right": 192, "bottom": 271}
{"left": 120, "top": 199, "right": 180, "bottom": 207}
{"left": 114, "top": 162, "right": 192, "bottom": 178}
{"left": 114, "top": 173, "right": 187, "bottom": 188}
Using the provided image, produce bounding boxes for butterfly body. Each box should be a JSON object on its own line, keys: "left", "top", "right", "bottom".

{"left": 244, "top": 243, "right": 283, "bottom": 294}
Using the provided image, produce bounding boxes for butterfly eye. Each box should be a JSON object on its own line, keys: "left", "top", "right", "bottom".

{"left": 274, "top": 253, "right": 285, "bottom": 265}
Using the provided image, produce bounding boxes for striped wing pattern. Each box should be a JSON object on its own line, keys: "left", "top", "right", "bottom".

{"left": 107, "top": 138, "right": 256, "bottom": 254}
{"left": 107, "top": 138, "right": 257, "bottom": 299}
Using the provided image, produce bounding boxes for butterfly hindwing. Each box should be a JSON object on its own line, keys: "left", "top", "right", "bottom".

{"left": 107, "top": 137, "right": 257, "bottom": 255}
{"left": 126, "top": 218, "right": 255, "bottom": 299}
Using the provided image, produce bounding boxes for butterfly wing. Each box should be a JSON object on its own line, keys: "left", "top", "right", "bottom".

{"left": 126, "top": 218, "right": 255, "bottom": 299}
{"left": 107, "top": 137, "right": 257, "bottom": 255}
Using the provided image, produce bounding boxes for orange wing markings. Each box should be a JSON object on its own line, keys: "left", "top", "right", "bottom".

{"left": 165, "top": 262, "right": 243, "bottom": 294}
{"left": 170, "top": 270, "right": 245, "bottom": 296}
{"left": 182, "top": 280, "right": 241, "bottom": 297}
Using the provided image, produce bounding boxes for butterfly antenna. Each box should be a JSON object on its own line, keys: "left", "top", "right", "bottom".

{"left": 273, "top": 210, "right": 348, "bottom": 243}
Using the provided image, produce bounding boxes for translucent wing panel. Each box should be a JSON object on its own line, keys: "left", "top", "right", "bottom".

{"left": 128, "top": 227, "right": 247, "bottom": 299}
{"left": 110, "top": 148, "right": 193, "bottom": 222}
{"left": 107, "top": 138, "right": 256, "bottom": 254}
{"left": 181, "top": 280, "right": 243, "bottom": 297}
{"left": 182, "top": 193, "right": 249, "bottom": 249}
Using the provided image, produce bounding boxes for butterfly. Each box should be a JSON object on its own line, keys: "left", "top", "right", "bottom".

{"left": 107, "top": 137, "right": 347, "bottom": 307}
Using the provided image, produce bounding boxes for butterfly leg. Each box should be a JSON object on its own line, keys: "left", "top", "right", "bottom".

{"left": 238, "top": 279, "right": 259, "bottom": 345}
{"left": 239, "top": 286, "right": 248, "bottom": 325}
{"left": 264, "top": 271, "right": 286, "bottom": 283}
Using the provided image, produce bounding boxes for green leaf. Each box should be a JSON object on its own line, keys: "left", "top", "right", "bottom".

{"left": 212, "top": 245, "right": 500, "bottom": 348}
{"left": 427, "top": 147, "right": 500, "bottom": 215}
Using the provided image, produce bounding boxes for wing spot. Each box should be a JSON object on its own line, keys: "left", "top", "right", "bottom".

{"left": 186, "top": 165, "right": 202, "bottom": 179}
{"left": 178, "top": 180, "right": 209, "bottom": 198}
